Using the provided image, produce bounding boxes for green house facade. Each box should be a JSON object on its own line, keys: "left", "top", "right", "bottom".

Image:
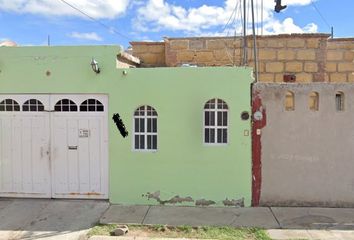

{"left": 0, "top": 45, "right": 253, "bottom": 206}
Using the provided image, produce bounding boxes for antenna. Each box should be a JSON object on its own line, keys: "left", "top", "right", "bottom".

{"left": 331, "top": 26, "right": 334, "bottom": 39}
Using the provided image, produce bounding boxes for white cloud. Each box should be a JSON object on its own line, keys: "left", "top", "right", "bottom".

{"left": 264, "top": 18, "right": 318, "bottom": 34}
{"left": 68, "top": 32, "right": 103, "bottom": 41}
{"left": 0, "top": 0, "right": 130, "bottom": 19}
{"left": 134, "top": 0, "right": 318, "bottom": 35}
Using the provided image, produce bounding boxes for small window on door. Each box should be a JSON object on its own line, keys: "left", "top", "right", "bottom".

{"left": 0, "top": 99, "right": 20, "bottom": 111}
{"left": 23, "top": 99, "right": 45, "bottom": 112}
{"left": 80, "top": 99, "right": 104, "bottom": 112}
{"left": 54, "top": 99, "right": 78, "bottom": 112}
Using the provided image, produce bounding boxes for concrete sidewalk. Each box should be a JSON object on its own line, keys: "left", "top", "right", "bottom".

{"left": 0, "top": 198, "right": 109, "bottom": 240}
{"left": 100, "top": 205, "right": 354, "bottom": 230}
{"left": 100, "top": 205, "right": 354, "bottom": 239}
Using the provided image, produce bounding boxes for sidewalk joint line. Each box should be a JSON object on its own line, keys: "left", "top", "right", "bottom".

{"left": 269, "top": 207, "right": 282, "bottom": 229}
{"left": 141, "top": 205, "right": 151, "bottom": 224}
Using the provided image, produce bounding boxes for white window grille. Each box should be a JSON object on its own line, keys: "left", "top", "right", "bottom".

{"left": 23, "top": 99, "right": 45, "bottom": 112}
{"left": 133, "top": 105, "right": 158, "bottom": 151}
{"left": 80, "top": 99, "right": 104, "bottom": 112}
{"left": 204, "top": 98, "right": 228, "bottom": 145}
{"left": 0, "top": 99, "right": 20, "bottom": 111}
{"left": 54, "top": 99, "right": 78, "bottom": 112}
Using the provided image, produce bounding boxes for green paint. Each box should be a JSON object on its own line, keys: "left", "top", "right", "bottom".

{"left": 0, "top": 45, "right": 253, "bottom": 206}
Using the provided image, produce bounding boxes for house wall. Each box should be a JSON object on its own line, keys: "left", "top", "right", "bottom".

{"left": 253, "top": 83, "right": 354, "bottom": 207}
{"left": 131, "top": 34, "right": 354, "bottom": 83}
{"left": 0, "top": 46, "right": 253, "bottom": 206}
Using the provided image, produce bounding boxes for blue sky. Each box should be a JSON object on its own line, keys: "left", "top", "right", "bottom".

{"left": 0, "top": 0, "right": 353, "bottom": 49}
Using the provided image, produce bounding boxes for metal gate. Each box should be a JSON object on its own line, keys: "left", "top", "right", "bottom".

{"left": 0, "top": 94, "right": 108, "bottom": 199}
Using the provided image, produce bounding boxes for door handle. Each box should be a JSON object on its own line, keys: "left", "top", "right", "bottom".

{"left": 68, "top": 146, "right": 78, "bottom": 150}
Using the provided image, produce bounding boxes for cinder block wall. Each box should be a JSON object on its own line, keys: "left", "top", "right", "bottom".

{"left": 326, "top": 39, "right": 354, "bottom": 82}
{"left": 130, "top": 42, "right": 166, "bottom": 67}
{"left": 254, "top": 83, "right": 354, "bottom": 207}
{"left": 130, "top": 34, "right": 354, "bottom": 83}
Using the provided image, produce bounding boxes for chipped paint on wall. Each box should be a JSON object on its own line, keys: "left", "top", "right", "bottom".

{"left": 222, "top": 198, "right": 244, "bottom": 207}
{"left": 143, "top": 191, "right": 245, "bottom": 207}
{"left": 195, "top": 199, "right": 216, "bottom": 206}
{"left": 143, "top": 191, "right": 194, "bottom": 205}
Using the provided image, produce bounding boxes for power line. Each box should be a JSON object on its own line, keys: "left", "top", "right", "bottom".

{"left": 310, "top": 0, "right": 331, "bottom": 29}
{"left": 221, "top": 0, "right": 239, "bottom": 33}
{"left": 58, "top": 0, "right": 131, "bottom": 41}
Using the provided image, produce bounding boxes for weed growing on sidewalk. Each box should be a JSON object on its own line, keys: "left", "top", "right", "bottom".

{"left": 88, "top": 224, "right": 272, "bottom": 240}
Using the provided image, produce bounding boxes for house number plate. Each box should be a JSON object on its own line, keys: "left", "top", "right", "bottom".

{"left": 79, "top": 129, "right": 90, "bottom": 138}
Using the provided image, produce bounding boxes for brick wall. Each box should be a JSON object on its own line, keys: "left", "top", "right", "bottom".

{"left": 326, "top": 39, "right": 354, "bottom": 82}
{"left": 130, "top": 42, "right": 166, "bottom": 67}
{"left": 130, "top": 34, "right": 354, "bottom": 83}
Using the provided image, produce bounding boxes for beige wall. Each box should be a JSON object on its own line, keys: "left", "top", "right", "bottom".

{"left": 254, "top": 83, "right": 354, "bottom": 207}
{"left": 130, "top": 34, "right": 354, "bottom": 83}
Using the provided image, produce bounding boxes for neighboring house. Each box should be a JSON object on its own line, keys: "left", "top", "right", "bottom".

{"left": 0, "top": 45, "right": 253, "bottom": 207}
{"left": 131, "top": 33, "right": 354, "bottom": 207}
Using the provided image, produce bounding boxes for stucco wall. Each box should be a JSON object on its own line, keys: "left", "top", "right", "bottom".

{"left": 0, "top": 46, "right": 253, "bottom": 206}
{"left": 131, "top": 34, "right": 354, "bottom": 83}
{"left": 254, "top": 83, "right": 354, "bottom": 207}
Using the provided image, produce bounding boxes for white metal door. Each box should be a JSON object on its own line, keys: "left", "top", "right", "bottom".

{"left": 0, "top": 94, "right": 108, "bottom": 199}
{"left": 0, "top": 95, "right": 51, "bottom": 198}
{"left": 50, "top": 95, "right": 108, "bottom": 199}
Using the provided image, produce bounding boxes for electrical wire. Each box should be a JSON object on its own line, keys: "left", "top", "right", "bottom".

{"left": 310, "top": 0, "right": 331, "bottom": 29}
{"left": 58, "top": 0, "right": 131, "bottom": 41}
{"left": 221, "top": 0, "right": 239, "bottom": 33}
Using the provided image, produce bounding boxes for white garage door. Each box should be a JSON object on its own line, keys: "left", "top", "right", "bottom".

{"left": 0, "top": 94, "right": 108, "bottom": 199}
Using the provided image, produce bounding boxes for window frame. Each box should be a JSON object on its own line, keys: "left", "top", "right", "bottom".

{"left": 285, "top": 91, "right": 295, "bottom": 111}
{"left": 335, "top": 91, "right": 345, "bottom": 112}
{"left": 22, "top": 99, "right": 45, "bottom": 112}
{"left": 308, "top": 91, "right": 319, "bottom": 111}
{"left": 0, "top": 99, "right": 20, "bottom": 112}
{"left": 54, "top": 99, "right": 78, "bottom": 112}
{"left": 203, "top": 98, "right": 229, "bottom": 146}
{"left": 80, "top": 99, "right": 104, "bottom": 112}
{"left": 132, "top": 105, "right": 158, "bottom": 152}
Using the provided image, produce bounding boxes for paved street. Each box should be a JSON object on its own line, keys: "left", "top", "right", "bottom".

{"left": 0, "top": 198, "right": 109, "bottom": 240}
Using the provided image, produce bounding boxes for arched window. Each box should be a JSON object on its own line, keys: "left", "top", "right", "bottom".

{"left": 0, "top": 99, "right": 20, "bottom": 111}
{"left": 204, "top": 98, "right": 228, "bottom": 144}
{"left": 309, "top": 92, "right": 319, "bottom": 111}
{"left": 54, "top": 99, "right": 77, "bottom": 112}
{"left": 285, "top": 91, "right": 295, "bottom": 111}
{"left": 133, "top": 105, "right": 158, "bottom": 151}
{"left": 335, "top": 91, "right": 344, "bottom": 111}
{"left": 23, "top": 99, "right": 45, "bottom": 112}
{"left": 80, "top": 99, "right": 104, "bottom": 112}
